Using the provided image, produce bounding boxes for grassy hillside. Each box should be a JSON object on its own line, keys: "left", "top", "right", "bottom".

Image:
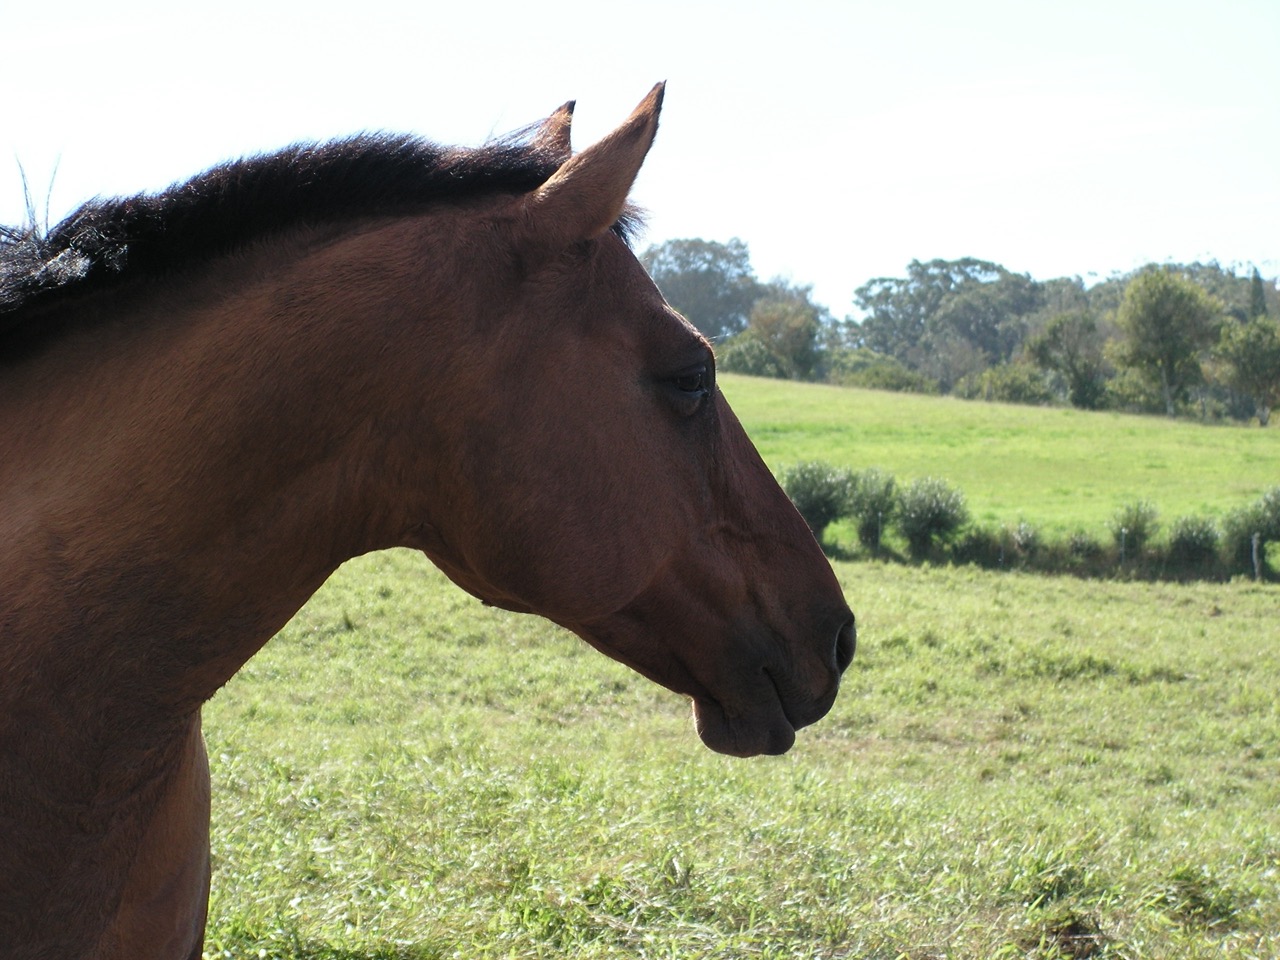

{"left": 720, "top": 374, "right": 1280, "bottom": 536}
{"left": 203, "top": 551, "right": 1279, "bottom": 960}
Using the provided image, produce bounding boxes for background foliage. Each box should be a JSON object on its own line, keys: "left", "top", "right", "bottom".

{"left": 642, "top": 238, "right": 1280, "bottom": 426}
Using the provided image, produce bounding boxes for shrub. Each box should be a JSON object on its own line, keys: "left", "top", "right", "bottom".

{"left": 951, "top": 525, "right": 1006, "bottom": 567}
{"left": 953, "top": 363, "right": 1055, "bottom": 406}
{"left": 1108, "top": 500, "right": 1159, "bottom": 558}
{"left": 1068, "top": 530, "right": 1105, "bottom": 559}
{"left": 826, "top": 348, "right": 937, "bottom": 394}
{"left": 1102, "top": 365, "right": 1165, "bottom": 413}
{"left": 718, "top": 334, "right": 786, "bottom": 379}
{"left": 896, "top": 477, "right": 969, "bottom": 559}
{"left": 1221, "top": 486, "right": 1280, "bottom": 574}
{"left": 845, "top": 468, "right": 897, "bottom": 550}
{"left": 780, "top": 461, "right": 854, "bottom": 542}
{"left": 1222, "top": 506, "right": 1262, "bottom": 569}
{"left": 1257, "top": 486, "right": 1280, "bottom": 533}
{"left": 1010, "top": 520, "right": 1040, "bottom": 557}
{"left": 1167, "top": 515, "right": 1220, "bottom": 567}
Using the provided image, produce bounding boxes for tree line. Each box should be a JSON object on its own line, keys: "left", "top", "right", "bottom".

{"left": 640, "top": 240, "right": 1280, "bottom": 426}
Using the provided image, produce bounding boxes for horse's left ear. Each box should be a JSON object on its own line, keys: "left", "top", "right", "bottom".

{"left": 520, "top": 83, "right": 664, "bottom": 250}
{"left": 531, "top": 100, "right": 576, "bottom": 161}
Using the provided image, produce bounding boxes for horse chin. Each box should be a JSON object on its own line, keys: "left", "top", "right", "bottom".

{"left": 691, "top": 697, "right": 797, "bottom": 758}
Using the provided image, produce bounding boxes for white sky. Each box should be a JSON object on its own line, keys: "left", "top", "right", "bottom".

{"left": 4, "top": 0, "right": 1277, "bottom": 317}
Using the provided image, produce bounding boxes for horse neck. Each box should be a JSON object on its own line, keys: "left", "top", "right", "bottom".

{"left": 0, "top": 218, "right": 463, "bottom": 727}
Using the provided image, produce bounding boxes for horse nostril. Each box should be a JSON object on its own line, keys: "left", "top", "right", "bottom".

{"left": 834, "top": 616, "right": 856, "bottom": 673}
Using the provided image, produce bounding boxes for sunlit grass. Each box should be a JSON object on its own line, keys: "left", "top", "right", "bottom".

{"left": 203, "top": 551, "right": 1280, "bottom": 959}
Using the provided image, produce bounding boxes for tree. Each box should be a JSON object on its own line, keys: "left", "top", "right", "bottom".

{"left": 928, "top": 269, "right": 1042, "bottom": 362}
{"left": 1164, "top": 261, "right": 1258, "bottom": 322}
{"left": 640, "top": 238, "right": 760, "bottom": 341}
{"left": 850, "top": 258, "right": 1046, "bottom": 392}
{"left": 1115, "top": 269, "right": 1220, "bottom": 416}
{"left": 911, "top": 330, "right": 988, "bottom": 392}
{"left": 716, "top": 335, "right": 786, "bottom": 378}
{"left": 1250, "top": 267, "right": 1269, "bottom": 319}
{"left": 1216, "top": 317, "right": 1280, "bottom": 426}
{"left": 718, "top": 279, "right": 830, "bottom": 381}
{"left": 1036, "top": 276, "right": 1092, "bottom": 316}
{"left": 745, "top": 280, "right": 828, "bottom": 380}
{"left": 1026, "top": 310, "right": 1108, "bottom": 409}
{"left": 852, "top": 258, "right": 1007, "bottom": 362}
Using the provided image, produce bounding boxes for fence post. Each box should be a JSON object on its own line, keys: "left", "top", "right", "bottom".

{"left": 1252, "top": 532, "right": 1262, "bottom": 581}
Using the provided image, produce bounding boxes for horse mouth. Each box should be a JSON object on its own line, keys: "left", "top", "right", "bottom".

{"left": 569, "top": 611, "right": 849, "bottom": 758}
{"left": 691, "top": 668, "right": 833, "bottom": 758}
{"left": 690, "top": 694, "right": 793, "bottom": 757}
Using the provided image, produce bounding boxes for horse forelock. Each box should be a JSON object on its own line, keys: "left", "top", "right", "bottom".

{"left": 0, "top": 126, "right": 631, "bottom": 356}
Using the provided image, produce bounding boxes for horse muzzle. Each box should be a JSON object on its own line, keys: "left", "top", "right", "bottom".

{"left": 688, "top": 608, "right": 855, "bottom": 758}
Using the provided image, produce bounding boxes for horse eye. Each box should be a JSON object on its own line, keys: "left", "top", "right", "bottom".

{"left": 673, "top": 372, "right": 704, "bottom": 393}
{"left": 670, "top": 365, "right": 708, "bottom": 395}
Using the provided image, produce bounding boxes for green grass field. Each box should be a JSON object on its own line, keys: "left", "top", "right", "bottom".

{"left": 720, "top": 374, "right": 1280, "bottom": 537}
{"left": 203, "top": 550, "right": 1279, "bottom": 960}
{"left": 200, "top": 381, "right": 1278, "bottom": 958}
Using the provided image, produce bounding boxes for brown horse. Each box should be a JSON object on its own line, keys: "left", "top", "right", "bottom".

{"left": 0, "top": 85, "right": 854, "bottom": 959}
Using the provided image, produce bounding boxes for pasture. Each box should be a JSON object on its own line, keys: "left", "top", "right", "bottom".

{"left": 720, "top": 374, "right": 1280, "bottom": 538}
{"left": 203, "top": 549, "right": 1279, "bottom": 959}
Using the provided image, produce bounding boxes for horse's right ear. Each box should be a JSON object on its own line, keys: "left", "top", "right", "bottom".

{"left": 519, "top": 83, "right": 664, "bottom": 253}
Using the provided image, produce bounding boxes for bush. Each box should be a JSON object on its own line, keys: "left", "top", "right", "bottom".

{"left": 825, "top": 348, "right": 937, "bottom": 394}
{"left": 953, "top": 363, "right": 1055, "bottom": 406}
{"left": 951, "top": 525, "right": 1006, "bottom": 567}
{"left": 1068, "top": 530, "right": 1105, "bottom": 559}
{"left": 845, "top": 468, "right": 897, "bottom": 550}
{"left": 1221, "top": 486, "right": 1280, "bottom": 574}
{"left": 1167, "top": 515, "right": 1220, "bottom": 567}
{"left": 1109, "top": 500, "right": 1159, "bottom": 558}
{"left": 1010, "top": 520, "right": 1040, "bottom": 557}
{"left": 1222, "top": 506, "right": 1262, "bottom": 570}
{"left": 1102, "top": 365, "right": 1165, "bottom": 414}
{"left": 1257, "top": 486, "right": 1280, "bottom": 532}
{"left": 896, "top": 477, "right": 969, "bottom": 559}
{"left": 718, "top": 334, "right": 786, "bottom": 378}
{"left": 780, "top": 461, "right": 854, "bottom": 542}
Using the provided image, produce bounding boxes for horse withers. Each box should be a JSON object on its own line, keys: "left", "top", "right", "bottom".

{"left": 0, "top": 85, "right": 855, "bottom": 959}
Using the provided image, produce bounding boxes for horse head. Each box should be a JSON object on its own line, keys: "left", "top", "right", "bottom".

{"left": 397, "top": 85, "right": 855, "bottom": 756}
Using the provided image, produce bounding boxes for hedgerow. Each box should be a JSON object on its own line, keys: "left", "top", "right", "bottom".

{"left": 778, "top": 463, "right": 1278, "bottom": 582}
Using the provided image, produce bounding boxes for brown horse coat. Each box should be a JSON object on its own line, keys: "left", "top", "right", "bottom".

{"left": 0, "top": 86, "right": 853, "bottom": 959}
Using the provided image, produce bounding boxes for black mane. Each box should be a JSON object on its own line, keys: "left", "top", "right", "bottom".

{"left": 0, "top": 130, "right": 567, "bottom": 348}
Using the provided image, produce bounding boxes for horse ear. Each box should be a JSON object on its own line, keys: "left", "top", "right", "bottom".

{"left": 521, "top": 82, "right": 664, "bottom": 249}
{"left": 531, "top": 100, "right": 575, "bottom": 161}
